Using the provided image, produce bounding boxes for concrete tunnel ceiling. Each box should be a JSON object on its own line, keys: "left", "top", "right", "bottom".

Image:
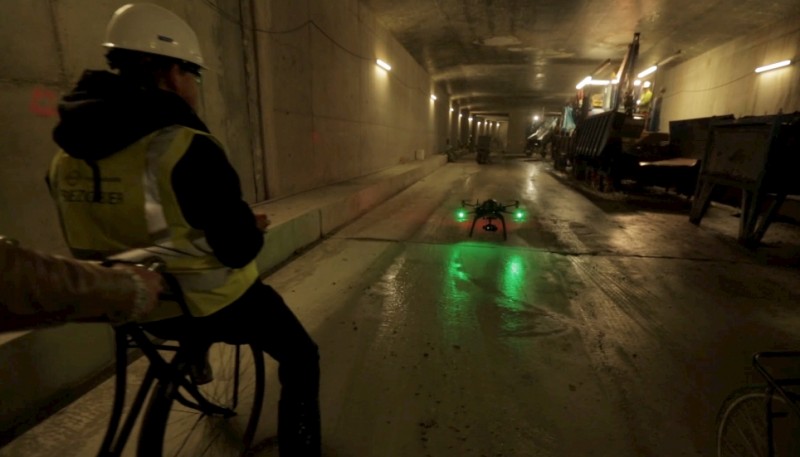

{"left": 361, "top": 0, "right": 800, "bottom": 117}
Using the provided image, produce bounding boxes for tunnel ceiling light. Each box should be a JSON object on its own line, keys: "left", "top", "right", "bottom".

{"left": 755, "top": 59, "right": 791, "bottom": 73}
{"left": 575, "top": 76, "right": 592, "bottom": 90}
{"left": 637, "top": 65, "right": 657, "bottom": 78}
{"left": 643, "top": 81, "right": 652, "bottom": 88}
{"left": 588, "top": 79, "right": 610, "bottom": 86}
{"left": 633, "top": 79, "right": 642, "bottom": 86}
{"left": 376, "top": 59, "right": 392, "bottom": 71}
{"left": 657, "top": 50, "right": 682, "bottom": 67}
{"left": 430, "top": 94, "right": 437, "bottom": 101}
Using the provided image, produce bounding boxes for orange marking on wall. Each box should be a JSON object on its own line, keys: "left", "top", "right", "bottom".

{"left": 30, "top": 86, "right": 58, "bottom": 117}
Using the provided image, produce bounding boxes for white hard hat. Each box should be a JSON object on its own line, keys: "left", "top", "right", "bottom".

{"left": 102, "top": 3, "right": 206, "bottom": 68}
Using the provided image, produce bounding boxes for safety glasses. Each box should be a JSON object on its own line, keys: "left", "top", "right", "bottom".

{"left": 179, "top": 62, "right": 202, "bottom": 83}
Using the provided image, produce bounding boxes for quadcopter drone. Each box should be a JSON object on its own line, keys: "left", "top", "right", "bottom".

{"left": 456, "top": 199, "right": 523, "bottom": 240}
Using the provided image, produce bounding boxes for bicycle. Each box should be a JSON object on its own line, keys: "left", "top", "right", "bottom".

{"left": 97, "top": 255, "right": 265, "bottom": 457}
{"left": 716, "top": 351, "right": 800, "bottom": 456}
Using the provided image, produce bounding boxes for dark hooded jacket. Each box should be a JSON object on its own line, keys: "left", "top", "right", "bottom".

{"left": 51, "top": 70, "right": 263, "bottom": 268}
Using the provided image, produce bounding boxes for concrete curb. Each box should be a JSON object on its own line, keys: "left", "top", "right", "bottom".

{"left": 254, "top": 155, "right": 447, "bottom": 274}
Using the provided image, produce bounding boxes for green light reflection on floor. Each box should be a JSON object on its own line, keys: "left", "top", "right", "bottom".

{"left": 499, "top": 253, "right": 527, "bottom": 312}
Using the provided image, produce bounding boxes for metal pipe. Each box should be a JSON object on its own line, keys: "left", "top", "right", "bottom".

{"left": 591, "top": 59, "right": 612, "bottom": 77}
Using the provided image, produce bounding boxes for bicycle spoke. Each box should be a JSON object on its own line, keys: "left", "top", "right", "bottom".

{"left": 720, "top": 390, "right": 800, "bottom": 457}
{"left": 139, "top": 342, "right": 265, "bottom": 457}
{"left": 731, "top": 400, "right": 763, "bottom": 455}
{"left": 172, "top": 414, "right": 206, "bottom": 455}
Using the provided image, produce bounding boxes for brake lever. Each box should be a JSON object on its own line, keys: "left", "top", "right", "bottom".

{"left": 137, "top": 260, "right": 182, "bottom": 301}
{"left": 103, "top": 256, "right": 182, "bottom": 304}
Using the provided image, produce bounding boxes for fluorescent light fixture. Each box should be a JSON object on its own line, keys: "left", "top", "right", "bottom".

{"left": 633, "top": 79, "right": 642, "bottom": 86}
{"left": 638, "top": 65, "right": 657, "bottom": 78}
{"left": 430, "top": 94, "right": 437, "bottom": 101}
{"left": 588, "top": 79, "right": 610, "bottom": 86}
{"left": 611, "top": 78, "right": 620, "bottom": 84}
{"left": 643, "top": 81, "right": 652, "bottom": 88}
{"left": 657, "top": 50, "right": 682, "bottom": 67}
{"left": 755, "top": 60, "right": 791, "bottom": 73}
{"left": 376, "top": 59, "right": 392, "bottom": 71}
{"left": 575, "top": 76, "right": 592, "bottom": 89}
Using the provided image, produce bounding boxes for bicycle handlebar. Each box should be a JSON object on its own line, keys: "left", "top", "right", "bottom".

{"left": 102, "top": 252, "right": 188, "bottom": 312}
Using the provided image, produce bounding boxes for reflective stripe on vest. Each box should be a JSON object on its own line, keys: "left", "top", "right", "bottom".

{"left": 49, "top": 126, "right": 259, "bottom": 321}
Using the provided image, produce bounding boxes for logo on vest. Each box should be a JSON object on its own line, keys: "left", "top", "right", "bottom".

{"left": 60, "top": 189, "right": 124, "bottom": 204}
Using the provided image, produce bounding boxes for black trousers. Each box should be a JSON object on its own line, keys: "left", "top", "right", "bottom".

{"left": 144, "top": 282, "right": 321, "bottom": 456}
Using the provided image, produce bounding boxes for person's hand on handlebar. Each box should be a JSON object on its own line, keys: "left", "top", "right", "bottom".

{"left": 0, "top": 241, "right": 167, "bottom": 331}
{"left": 108, "top": 263, "right": 165, "bottom": 322}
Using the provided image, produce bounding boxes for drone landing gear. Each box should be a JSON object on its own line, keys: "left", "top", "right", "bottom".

{"left": 468, "top": 214, "right": 507, "bottom": 240}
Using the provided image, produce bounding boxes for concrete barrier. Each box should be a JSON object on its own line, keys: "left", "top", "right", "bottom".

{"left": 254, "top": 154, "right": 447, "bottom": 273}
{"left": 0, "top": 324, "right": 114, "bottom": 445}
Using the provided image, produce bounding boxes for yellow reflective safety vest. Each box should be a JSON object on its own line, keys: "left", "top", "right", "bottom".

{"left": 48, "top": 126, "right": 259, "bottom": 322}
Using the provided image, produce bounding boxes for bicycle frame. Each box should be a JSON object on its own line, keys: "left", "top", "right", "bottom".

{"left": 753, "top": 351, "right": 800, "bottom": 457}
{"left": 97, "top": 324, "right": 234, "bottom": 457}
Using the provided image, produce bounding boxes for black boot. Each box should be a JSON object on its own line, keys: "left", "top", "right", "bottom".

{"left": 278, "top": 398, "right": 321, "bottom": 457}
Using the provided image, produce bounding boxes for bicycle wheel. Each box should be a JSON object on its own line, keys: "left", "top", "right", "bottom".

{"left": 716, "top": 386, "right": 800, "bottom": 457}
{"left": 138, "top": 342, "right": 265, "bottom": 457}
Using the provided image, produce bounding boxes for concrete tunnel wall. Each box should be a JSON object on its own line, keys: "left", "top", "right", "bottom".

{"left": 658, "top": 14, "right": 800, "bottom": 130}
{"left": 257, "top": 0, "right": 447, "bottom": 198}
{"left": 0, "top": 0, "right": 450, "bottom": 439}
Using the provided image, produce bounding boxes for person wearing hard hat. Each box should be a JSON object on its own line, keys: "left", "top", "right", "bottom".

{"left": 638, "top": 87, "right": 653, "bottom": 111}
{"left": 47, "top": 3, "right": 320, "bottom": 455}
